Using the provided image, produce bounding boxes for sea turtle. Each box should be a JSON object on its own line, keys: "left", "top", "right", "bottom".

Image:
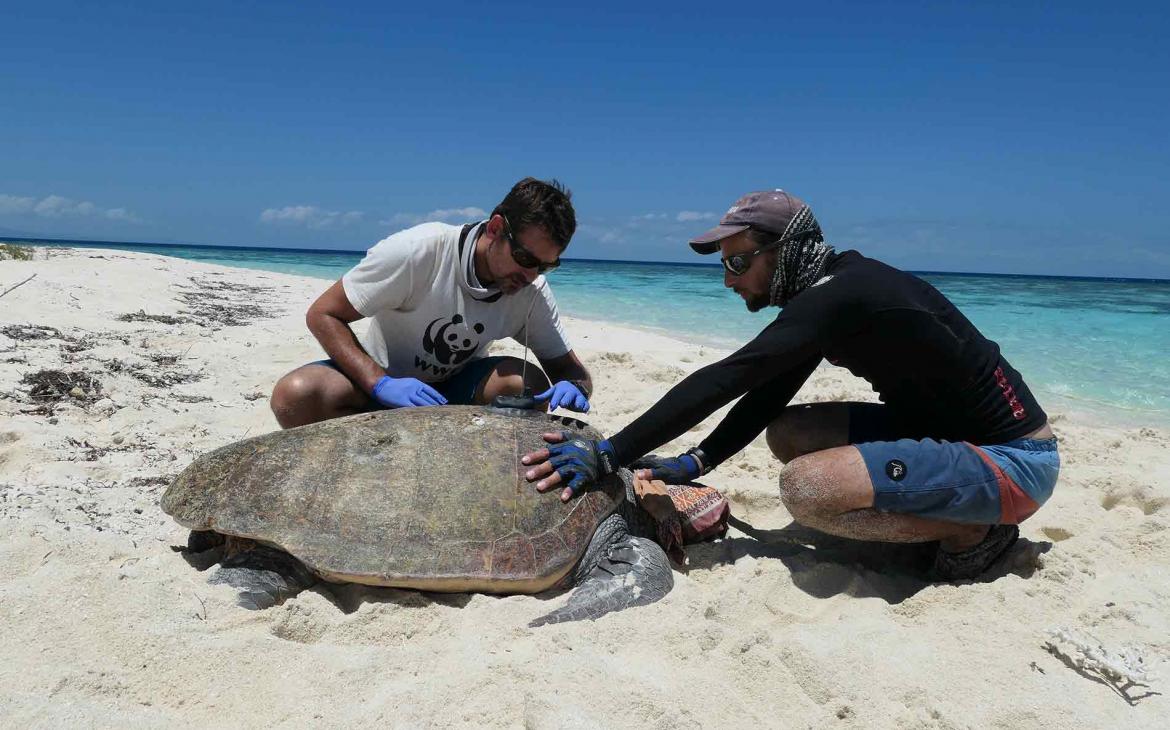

{"left": 161, "top": 405, "right": 673, "bottom": 626}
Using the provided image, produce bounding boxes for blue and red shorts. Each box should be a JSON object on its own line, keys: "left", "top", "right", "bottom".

{"left": 848, "top": 404, "right": 1060, "bottom": 525}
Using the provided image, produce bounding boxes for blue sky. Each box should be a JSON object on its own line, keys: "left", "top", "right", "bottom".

{"left": 2, "top": 1, "right": 1168, "bottom": 277}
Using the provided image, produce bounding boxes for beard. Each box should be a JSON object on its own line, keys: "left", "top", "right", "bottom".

{"left": 744, "top": 291, "right": 770, "bottom": 312}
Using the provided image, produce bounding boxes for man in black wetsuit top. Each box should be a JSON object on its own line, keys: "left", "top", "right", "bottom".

{"left": 521, "top": 189, "right": 1060, "bottom": 580}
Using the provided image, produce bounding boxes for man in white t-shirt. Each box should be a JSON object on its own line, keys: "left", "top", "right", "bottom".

{"left": 270, "top": 178, "right": 593, "bottom": 428}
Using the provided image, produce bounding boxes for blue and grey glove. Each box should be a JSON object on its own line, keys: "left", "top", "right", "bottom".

{"left": 630, "top": 454, "right": 700, "bottom": 483}
{"left": 371, "top": 375, "right": 448, "bottom": 408}
{"left": 547, "top": 433, "right": 617, "bottom": 496}
{"left": 534, "top": 380, "right": 590, "bottom": 413}
{"left": 631, "top": 447, "right": 711, "bottom": 483}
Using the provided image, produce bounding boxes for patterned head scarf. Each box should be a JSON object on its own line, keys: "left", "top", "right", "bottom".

{"left": 768, "top": 205, "right": 835, "bottom": 307}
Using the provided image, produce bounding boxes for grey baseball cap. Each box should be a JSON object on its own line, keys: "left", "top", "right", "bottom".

{"left": 689, "top": 189, "right": 815, "bottom": 254}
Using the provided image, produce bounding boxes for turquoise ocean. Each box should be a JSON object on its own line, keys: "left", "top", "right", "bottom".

{"left": 10, "top": 238, "right": 1170, "bottom": 426}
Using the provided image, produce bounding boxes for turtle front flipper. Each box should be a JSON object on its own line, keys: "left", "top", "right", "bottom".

{"left": 529, "top": 529, "right": 673, "bottom": 627}
{"left": 208, "top": 544, "right": 319, "bottom": 610}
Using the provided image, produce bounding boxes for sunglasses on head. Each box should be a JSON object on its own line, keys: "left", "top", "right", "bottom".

{"left": 502, "top": 215, "right": 560, "bottom": 274}
{"left": 720, "top": 228, "right": 816, "bottom": 276}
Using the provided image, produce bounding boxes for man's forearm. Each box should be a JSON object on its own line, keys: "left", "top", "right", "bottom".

{"left": 307, "top": 312, "right": 385, "bottom": 393}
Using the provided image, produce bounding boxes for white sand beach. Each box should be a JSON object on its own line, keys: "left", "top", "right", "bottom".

{"left": 1, "top": 247, "right": 1167, "bottom": 728}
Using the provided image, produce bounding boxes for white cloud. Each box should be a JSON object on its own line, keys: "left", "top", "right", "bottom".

{"left": 380, "top": 206, "right": 487, "bottom": 228}
{"left": 676, "top": 210, "right": 716, "bottom": 222}
{"left": 584, "top": 211, "right": 720, "bottom": 247}
{"left": 259, "top": 205, "right": 365, "bottom": 229}
{"left": 0, "top": 193, "right": 140, "bottom": 222}
{"left": 0, "top": 194, "right": 36, "bottom": 214}
{"left": 104, "top": 208, "right": 136, "bottom": 221}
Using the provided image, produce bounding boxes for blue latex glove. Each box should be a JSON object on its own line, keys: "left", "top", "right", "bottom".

{"left": 371, "top": 375, "right": 448, "bottom": 408}
{"left": 630, "top": 453, "right": 701, "bottom": 484}
{"left": 534, "top": 381, "right": 590, "bottom": 413}
{"left": 544, "top": 434, "right": 617, "bottom": 497}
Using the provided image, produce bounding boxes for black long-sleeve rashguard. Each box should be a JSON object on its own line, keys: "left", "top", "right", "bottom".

{"left": 607, "top": 251, "right": 1047, "bottom": 469}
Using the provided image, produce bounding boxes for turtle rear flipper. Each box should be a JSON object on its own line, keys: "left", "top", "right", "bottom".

{"left": 529, "top": 535, "right": 673, "bottom": 627}
{"left": 208, "top": 545, "right": 318, "bottom": 610}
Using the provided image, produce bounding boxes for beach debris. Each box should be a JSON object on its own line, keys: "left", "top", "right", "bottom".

{"left": 0, "top": 273, "right": 37, "bottom": 299}
{"left": 64, "top": 436, "right": 142, "bottom": 462}
{"left": 117, "top": 309, "right": 190, "bottom": 326}
{"left": 173, "top": 393, "right": 212, "bottom": 404}
{"left": 1, "top": 324, "right": 61, "bottom": 341}
{"left": 125, "top": 474, "right": 175, "bottom": 492}
{"left": 101, "top": 357, "right": 204, "bottom": 388}
{"left": 60, "top": 334, "right": 97, "bottom": 353}
{"left": 19, "top": 369, "right": 102, "bottom": 404}
{"left": 1044, "top": 627, "right": 1159, "bottom": 704}
{"left": 172, "top": 276, "right": 275, "bottom": 328}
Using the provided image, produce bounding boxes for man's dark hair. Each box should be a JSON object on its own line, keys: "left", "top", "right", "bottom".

{"left": 746, "top": 228, "right": 775, "bottom": 249}
{"left": 747, "top": 226, "right": 820, "bottom": 249}
{"left": 491, "top": 177, "right": 576, "bottom": 249}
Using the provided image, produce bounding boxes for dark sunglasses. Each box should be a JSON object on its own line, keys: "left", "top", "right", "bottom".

{"left": 720, "top": 229, "right": 815, "bottom": 276}
{"left": 502, "top": 215, "right": 560, "bottom": 274}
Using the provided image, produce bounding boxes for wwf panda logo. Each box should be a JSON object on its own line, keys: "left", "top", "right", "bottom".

{"left": 422, "top": 314, "right": 485, "bottom": 366}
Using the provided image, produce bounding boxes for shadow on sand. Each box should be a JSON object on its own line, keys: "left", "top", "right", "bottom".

{"left": 682, "top": 515, "right": 1052, "bottom": 604}
{"left": 323, "top": 583, "right": 475, "bottom": 615}
{"left": 176, "top": 521, "right": 1053, "bottom": 614}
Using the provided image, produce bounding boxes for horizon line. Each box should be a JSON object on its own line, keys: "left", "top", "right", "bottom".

{"left": 5, "top": 234, "right": 1169, "bottom": 286}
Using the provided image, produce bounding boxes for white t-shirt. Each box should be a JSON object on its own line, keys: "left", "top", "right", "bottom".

{"left": 341, "top": 221, "right": 572, "bottom": 382}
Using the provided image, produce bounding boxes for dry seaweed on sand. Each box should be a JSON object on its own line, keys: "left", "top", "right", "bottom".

{"left": 2, "top": 324, "right": 62, "bottom": 341}
{"left": 147, "top": 353, "right": 182, "bottom": 368}
{"left": 172, "top": 276, "right": 275, "bottom": 327}
{"left": 125, "top": 474, "right": 176, "bottom": 492}
{"left": 117, "top": 310, "right": 190, "bottom": 326}
{"left": 173, "top": 393, "right": 212, "bottom": 403}
{"left": 60, "top": 334, "right": 97, "bottom": 353}
{"left": 175, "top": 292, "right": 268, "bottom": 327}
{"left": 19, "top": 369, "right": 102, "bottom": 403}
{"left": 101, "top": 357, "right": 204, "bottom": 388}
{"left": 65, "top": 436, "right": 147, "bottom": 462}
{"left": 129, "top": 368, "right": 204, "bottom": 388}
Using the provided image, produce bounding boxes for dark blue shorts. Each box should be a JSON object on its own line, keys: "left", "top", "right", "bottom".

{"left": 848, "top": 403, "right": 1060, "bottom": 525}
{"left": 308, "top": 355, "right": 511, "bottom": 407}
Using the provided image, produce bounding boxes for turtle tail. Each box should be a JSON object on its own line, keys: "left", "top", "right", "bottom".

{"left": 529, "top": 512, "right": 674, "bottom": 627}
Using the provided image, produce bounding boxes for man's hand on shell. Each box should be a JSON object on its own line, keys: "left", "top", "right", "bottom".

{"left": 522, "top": 431, "right": 616, "bottom": 502}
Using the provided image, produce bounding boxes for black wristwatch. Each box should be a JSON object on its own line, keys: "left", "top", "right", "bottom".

{"left": 685, "top": 446, "right": 714, "bottom": 475}
{"left": 568, "top": 379, "right": 593, "bottom": 398}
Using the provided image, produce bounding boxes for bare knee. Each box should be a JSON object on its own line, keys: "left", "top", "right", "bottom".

{"left": 778, "top": 456, "right": 823, "bottom": 523}
{"left": 476, "top": 357, "right": 551, "bottom": 405}
{"left": 271, "top": 371, "right": 314, "bottom": 427}
{"left": 270, "top": 367, "right": 361, "bottom": 428}
{"left": 778, "top": 447, "right": 873, "bottom": 525}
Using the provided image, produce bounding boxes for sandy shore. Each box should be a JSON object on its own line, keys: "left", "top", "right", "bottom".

{"left": 2, "top": 247, "right": 1167, "bottom": 728}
